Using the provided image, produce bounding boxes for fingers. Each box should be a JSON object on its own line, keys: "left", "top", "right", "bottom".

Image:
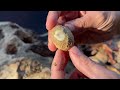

{"left": 57, "top": 16, "right": 66, "bottom": 25}
{"left": 69, "top": 46, "right": 120, "bottom": 79}
{"left": 64, "top": 15, "right": 93, "bottom": 31}
{"left": 46, "top": 11, "right": 72, "bottom": 29}
{"left": 69, "top": 46, "right": 97, "bottom": 78}
{"left": 46, "top": 11, "right": 93, "bottom": 51}
{"left": 46, "top": 11, "right": 89, "bottom": 51}
{"left": 48, "top": 31, "right": 57, "bottom": 52}
{"left": 51, "top": 50, "right": 69, "bottom": 79}
{"left": 46, "top": 11, "right": 61, "bottom": 51}
{"left": 46, "top": 11, "right": 61, "bottom": 30}
{"left": 46, "top": 11, "right": 82, "bottom": 31}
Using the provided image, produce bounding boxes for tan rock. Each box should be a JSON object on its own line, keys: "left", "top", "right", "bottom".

{"left": 0, "top": 62, "right": 19, "bottom": 79}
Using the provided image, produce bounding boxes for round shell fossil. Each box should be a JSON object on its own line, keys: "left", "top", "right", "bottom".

{"left": 50, "top": 25, "right": 74, "bottom": 51}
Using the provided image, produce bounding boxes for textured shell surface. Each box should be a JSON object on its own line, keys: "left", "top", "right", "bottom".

{"left": 51, "top": 25, "right": 74, "bottom": 51}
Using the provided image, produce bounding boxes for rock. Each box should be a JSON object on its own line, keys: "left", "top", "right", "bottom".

{"left": 0, "top": 58, "right": 51, "bottom": 79}
{"left": 0, "top": 22, "right": 53, "bottom": 66}
{"left": 113, "top": 63, "right": 120, "bottom": 70}
{"left": 106, "top": 65, "right": 120, "bottom": 75}
{"left": 0, "top": 29, "right": 4, "bottom": 40}
{"left": 0, "top": 62, "right": 19, "bottom": 79}
{"left": 0, "top": 22, "right": 74, "bottom": 79}
{"left": 6, "top": 43, "right": 17, "bottom": 54}
{"left": 23, "top": 67, "right": 51, "bottom": 79}
{"left": 29, "top": 43, "right": 55, "bottom": 57}
{"left": 14, "top": 30, "right": 33, "bottom": 43}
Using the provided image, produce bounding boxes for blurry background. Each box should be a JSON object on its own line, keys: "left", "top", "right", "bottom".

{"left": 0, "top": 11, "right": 48, "bottom": 34}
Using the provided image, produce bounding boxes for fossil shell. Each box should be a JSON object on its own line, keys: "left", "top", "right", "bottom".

{"left": 50, "top": 25, "right": 74, "bottom": 51}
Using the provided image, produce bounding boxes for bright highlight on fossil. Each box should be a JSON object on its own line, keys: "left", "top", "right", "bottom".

{"left": 54, "top": 29, "right": 65, "bottom": 41}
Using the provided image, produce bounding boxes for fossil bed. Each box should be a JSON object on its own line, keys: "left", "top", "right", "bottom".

{"left": 0, "top": 22, "right": 120, "bottom": 79}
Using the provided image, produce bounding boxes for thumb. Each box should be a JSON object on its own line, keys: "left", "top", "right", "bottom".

{"left": 69, "top": 46, "right": 97, "bottom": 78}
{"left": 69, "top": 46, "right": 120, "bottom": 79}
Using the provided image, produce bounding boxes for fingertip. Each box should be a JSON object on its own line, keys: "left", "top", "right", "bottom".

{"left": 46, "top": 19, "right": 56, "bottom": 30}
{"left": 46, "top": 11, "right": 61, "bottom": 30}
{"left": 48, "top": 42, "right": 57, "bottom": 52}
{"left": 48, "top": 32, "right": 57, "bottom": 52}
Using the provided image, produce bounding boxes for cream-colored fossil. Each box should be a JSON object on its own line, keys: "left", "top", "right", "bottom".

{"left": 50, "top": 25, "right": 74, "bottom": 51}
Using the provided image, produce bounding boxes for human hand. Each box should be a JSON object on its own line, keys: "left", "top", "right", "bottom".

{"left": 51, "top": 46, "right": 120, "bottom": 79}
{"left": 46, "top": 11, "right": 120, "bottom": 51}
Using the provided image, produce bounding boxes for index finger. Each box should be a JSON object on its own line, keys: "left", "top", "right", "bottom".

{"left": 46, "top": 11, "right": 61, "bottom": 30}
{"left": 51, "top": 50, "right": 69, "bottom": 79}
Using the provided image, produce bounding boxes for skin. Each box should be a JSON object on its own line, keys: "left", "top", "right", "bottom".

{"left": 46, "top": 11, "right": 120, "bottom": 79}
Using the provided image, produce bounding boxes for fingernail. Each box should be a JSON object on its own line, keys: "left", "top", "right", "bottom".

{"left": 69, "top": 46, "right": 82, "bottom": 56}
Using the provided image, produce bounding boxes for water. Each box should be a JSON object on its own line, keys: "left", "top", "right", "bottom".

{"left": 0, "top": 11, "right": 48, "bottom": 34}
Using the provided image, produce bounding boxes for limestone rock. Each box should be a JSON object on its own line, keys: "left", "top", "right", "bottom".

{"left": 0, "top": 62, "right": 19, "bottom": 79}
{"left": 0, "top": 22, "right": 74, "bottom": 79}
{"left": 0, "top": 58, "right": 51, "bottom": 79}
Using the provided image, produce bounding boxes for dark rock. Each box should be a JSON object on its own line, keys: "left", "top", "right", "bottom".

{"left": 29, "top": 44, "right": 55, "bottom": 57}
{"left": 6, "top": 43, "right": 17, "bottom": 54}
{"left": 0, "top": 29, "right": 4, "bottom": 40}
{"left": 14, "top": 30, "right": 33, "bottom": 43}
